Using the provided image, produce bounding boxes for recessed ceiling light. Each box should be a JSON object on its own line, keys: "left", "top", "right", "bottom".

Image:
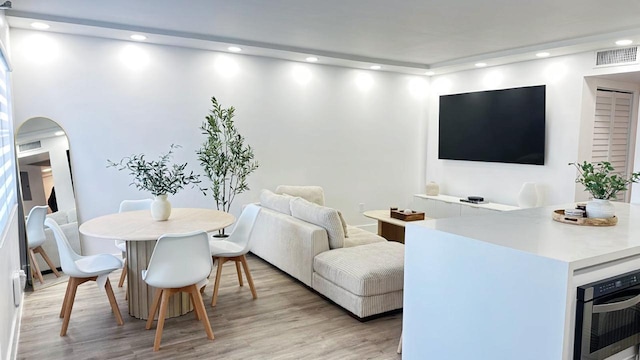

{"left": 616, "top": 39, "right": 633, "bottom": 46}
{"left": 370, "top": 65, "right": 381, "bottom": 70}
{"left": 31, "top": 22, "right": 50, "bottom": 30}
{"left": 305, "top": 56, "right": 318, "bottom": 62}
{"left": 228, "top": 46, "right": 242, "bottom": 52}
{"left": 54, "top": 131, "right": 65, "bottom": 136}
{"left": 475, "top": 62, "right": 487, "bottom": 67}
{"left": 536, "top": 52, "right": 550, "bottom": 58}
{"left": 41, "top": 168, "right": 52, "bottom": 173}
{"left": 130, "top": 34, "right": 147, "bottom": 41}
{"left": 425, "top": 71, "right": 435, "bottom": 76}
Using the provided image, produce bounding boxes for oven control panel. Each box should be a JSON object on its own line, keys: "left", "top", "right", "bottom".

{"left": 578, "top": 270, "right": 640, "bottom": 301}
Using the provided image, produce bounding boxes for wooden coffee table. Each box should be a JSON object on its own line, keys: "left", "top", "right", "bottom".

{"left": 363, "top": 210, "right": 429, "bottom": 243}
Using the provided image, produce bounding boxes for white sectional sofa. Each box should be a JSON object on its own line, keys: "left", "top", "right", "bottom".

{"left": 249, "top": 187, "right": 404, "bottom": 319}
{"left": 36, "top": 208, "right": 81, "bottom": 272}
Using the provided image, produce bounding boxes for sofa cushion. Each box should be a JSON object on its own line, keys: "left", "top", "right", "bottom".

{"left": 290, "top": 197, "right": 344, "bottom": 249}
{"left": 46, "top": 210, "right": 69, "bottom": 225}
{"left": 337, "top": 210, "right": 348, "bottom": 238}
{"left": 343, "top": 226, "right": 386, "bottom": 247}
{"left": 259, "top": 189, "right": 293, "bottom": 215}
{"left": 276, "top": 185, "right": 325, "bottom": 206}
{"left": 313, "top": 241, "right": 404, "bottom": 296}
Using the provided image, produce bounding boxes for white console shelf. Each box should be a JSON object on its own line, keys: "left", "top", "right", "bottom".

{"left": 413, "top": 194, "right": 519, "bottom": 219}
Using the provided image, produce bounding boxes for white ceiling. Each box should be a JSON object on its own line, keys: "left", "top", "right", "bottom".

{"left": 6, "top": 0, "right": 640, "bottom": 74}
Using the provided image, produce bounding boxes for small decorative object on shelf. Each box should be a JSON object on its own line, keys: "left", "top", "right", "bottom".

{"left": 425, "top": 181, "right": 440, "bottom": 196}
{"left": 570, "top": 161, "right": 640, "bottom": 219}
{"left": 390, "top": 209, "right": 425, "bottom": 221}
{"left": 107, "top": 144, "right": 201, "bottom": 221}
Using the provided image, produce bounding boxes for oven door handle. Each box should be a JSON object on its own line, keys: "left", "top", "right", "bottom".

{"left": 593, "top": 293, "right": 640, "bottom": 313}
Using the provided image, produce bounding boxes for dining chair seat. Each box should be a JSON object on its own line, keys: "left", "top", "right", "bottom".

{"left": 45, "top": 217, "right": 124, "bottom": 336}
{"left": 143, "top": 230, "right": 214, "bottom": 351}
{"left": 116, "top": 199, "right": 153, "bottom": 290}
{"left": 206, "top": 204, "right": 261, "bottom": 307}
{"left": 26, "top": 206, "right": 61, "bottom": 284}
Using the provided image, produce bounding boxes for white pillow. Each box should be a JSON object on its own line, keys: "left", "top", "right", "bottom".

{"left": 259, "top": 189, "right": 293, "bottom": 215}
{"left": 275, "top": 185, "right": 325, "bottom": 206}
{"left": 337, "top": 210, "right": 348, "bottom": 238}
{"left": 290, "top": 197, "right": 344, "bottom": 249}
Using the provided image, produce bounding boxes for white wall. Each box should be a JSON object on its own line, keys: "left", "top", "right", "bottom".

{"left": 425, "top": 52, "right": 640, "bottom": 206}
{"left": 10, "top": 29, "right": 427, "bottom": 254}
{"left": 0, "top": 11, "right": 23, "bottom": 360}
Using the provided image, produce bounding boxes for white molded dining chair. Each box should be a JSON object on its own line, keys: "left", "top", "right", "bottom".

{"left": 208, "top": 204, "right": 261, "bottom": 306}
{"left": 116, "top": 199, "right": 152, "bottom": 288}
{"left": 143, "top": 230, "right": 214, "bottom": 351}
{"left": 44, "top": 217, "right": 124, "bottom": 336}
{"left": 26, "top": 205, "right": 61, "bottom": 284}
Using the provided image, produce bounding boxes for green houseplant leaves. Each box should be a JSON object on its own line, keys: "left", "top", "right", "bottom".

{"left": 570, "top": 161, "right": 640, "bottom": 200}
{"left": 107, "top": 144, "right": 201, "bottom": 197}
{"left": 197, "top": 97, "right": 259, "bottom": 234}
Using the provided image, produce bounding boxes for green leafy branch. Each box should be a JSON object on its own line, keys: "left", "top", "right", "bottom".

{"left": 197, "top": 97, "right": 259, "bottom": 215}
{"left": 108, "top": 144, "right": 201, "bottom": 196}
{"left": 570, "top": 161, "right": 640, "bottom": 200}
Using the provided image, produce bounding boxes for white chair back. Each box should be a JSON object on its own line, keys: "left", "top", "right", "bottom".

{"left": 26, "top": 206, "right": 49, "bottom": 248}
{"left": 226, "top": 204, "right": 261, "bottom": 255}
{"left": 144, "top": 230, "right": 212, "bottom": 289}
{"left": 44, "top": 217, "right": 83, "bottom": 277}
{"left": 119, "top": 199, "right": 153, "bottom": 213}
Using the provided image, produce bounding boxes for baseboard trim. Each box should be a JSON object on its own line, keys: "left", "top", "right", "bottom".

{"left": 7, "top": 294, "right": 23, "bottom": 360}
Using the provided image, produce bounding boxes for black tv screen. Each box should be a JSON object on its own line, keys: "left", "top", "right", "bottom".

{"left": 438, "top": 85, "right": 546, "bottom": 165}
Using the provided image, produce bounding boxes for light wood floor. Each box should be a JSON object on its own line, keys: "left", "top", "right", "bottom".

{"left": 18, "top": 254, "right": 402, "bottom": 359}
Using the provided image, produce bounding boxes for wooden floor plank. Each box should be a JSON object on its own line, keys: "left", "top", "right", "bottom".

{"left": 18, "top": 254, "right": 402, "bottom": 359}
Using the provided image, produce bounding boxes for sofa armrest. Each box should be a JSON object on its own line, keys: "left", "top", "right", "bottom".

{"left": 250, "top": 206, "right": 329, "bottom": 286}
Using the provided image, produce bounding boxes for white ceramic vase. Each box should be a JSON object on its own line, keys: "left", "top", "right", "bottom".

{"left": 586, "top": 199, "right": 615, "bottom": 219}
{"left": 517, "top": 182, "right": 539, "bottom": 208}
{"left": 425, "top": 181, "right": 440, "bottom": 196}
{"left": 151, "top": 194, "right": 171, "bottom": 221}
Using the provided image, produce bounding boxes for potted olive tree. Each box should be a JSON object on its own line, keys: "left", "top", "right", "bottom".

{"left": 570, "top": 161, "right": 640, "bottom": 218}
{"left": 197, "top": 97, "right": 259, "bottom": 236}
{"left": 108, "top": 144, "right": 200, "bottom": 221}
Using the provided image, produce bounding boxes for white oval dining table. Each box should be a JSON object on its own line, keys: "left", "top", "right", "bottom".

{"left": 79, "top": 208, "right": 235, "bottom": 320}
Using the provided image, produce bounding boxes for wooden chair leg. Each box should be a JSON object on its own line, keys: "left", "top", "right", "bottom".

{"left": 35, "top": 246, "right": 61, "bottom": 278}
{"left": 235, "top": 260, "right": 243, "bottom": 286}
{"left": 60, "top": 278, "right": 73, "bottom": 318}
{"left": 239, "top": 255, "right": 257, "bottom": 300}
{"left": 190, "top": 285, "right": 214, "bottom": 340}
{"left": 146, "top": 288, "right": 163, "bottom": 330}
{"left": 153, "top": 290, "right": 171, "bottom": 351}
{"left": 60, "top": 278, "right": 80, "bottom": 336}
{"left": 104, "top": 278, "right": 124, "bottom": 326}
{"left": 190, "top": 291, "right": 200, "bottom": 321}
{"left": 211, "top": 257, "right": 226, "bottom": 306}
{"left": 29, "top": 248, "right": 44, "bottom": 284}
{"left": 118, "top": 258, "right": 127, "bottom": 288}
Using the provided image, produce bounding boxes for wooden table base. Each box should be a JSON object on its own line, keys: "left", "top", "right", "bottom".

{"left": 127, "top": 240, "right": 193, "bottom": 319}
{"left": 378, "top": 221, "right": 405, "bottom": 243}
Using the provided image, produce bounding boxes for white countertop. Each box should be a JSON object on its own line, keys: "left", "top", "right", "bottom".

{"left": 408, "top": 202, "right": 640, "bottom": 271}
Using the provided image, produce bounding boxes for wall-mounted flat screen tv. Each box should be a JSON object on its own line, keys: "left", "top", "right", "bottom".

{"left": 438, "top": 85, "right": 546, "bottom": 165}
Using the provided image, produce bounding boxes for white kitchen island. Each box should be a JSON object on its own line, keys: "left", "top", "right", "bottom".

{"left": 403, "top": 203, "right": 640, "bottom": 360}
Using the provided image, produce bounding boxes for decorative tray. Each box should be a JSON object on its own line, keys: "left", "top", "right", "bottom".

{"left": 390, "top": 210, "right": 425, "bottom": 221}
{"left": 552, "top": 210, "right": 617, "bottom": 226}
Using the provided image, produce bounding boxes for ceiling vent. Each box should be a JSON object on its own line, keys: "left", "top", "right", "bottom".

{"left": 18, "top": 141, "right": 41, "bottom": 152}
{"left": 595, "top": 46, "right": 639, "bottom": 67}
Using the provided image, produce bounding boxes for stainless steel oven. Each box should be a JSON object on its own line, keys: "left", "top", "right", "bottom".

{"left": 575, "top": 269, "right": 640, "bottom": 360}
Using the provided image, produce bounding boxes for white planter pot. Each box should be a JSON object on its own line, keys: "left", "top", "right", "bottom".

{"left": 586, "top": 199, "right": 615, "bottom": 219}
{"left": 151, "top": 194, "right": 171, "bottom": 221}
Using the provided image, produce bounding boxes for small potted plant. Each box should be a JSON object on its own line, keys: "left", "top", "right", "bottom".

{"left": 197, "top": 97, "right": 259, "bottom": 236}
{"left": 108, "top": 144, "right": 200, "bottom": 221}
{"left": 570, "top": 161, "right": 640, "bottom": 218}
